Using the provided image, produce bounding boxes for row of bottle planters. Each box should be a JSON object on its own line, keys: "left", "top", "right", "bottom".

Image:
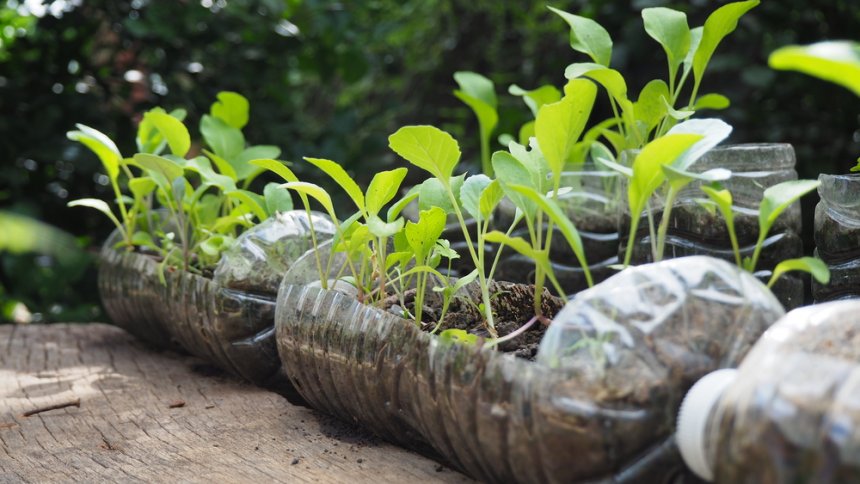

{"left": 98, "top": 143, "right": 860, "bottom": 483}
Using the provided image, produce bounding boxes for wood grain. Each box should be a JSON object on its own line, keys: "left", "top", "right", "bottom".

{"left": 0, "top": 323, "right": 471, "bottom": 483}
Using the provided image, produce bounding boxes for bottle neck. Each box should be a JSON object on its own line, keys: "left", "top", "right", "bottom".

{"left": 676, "top": 368, "right": 739, "bottom": 482}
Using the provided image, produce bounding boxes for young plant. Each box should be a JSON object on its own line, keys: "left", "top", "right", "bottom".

{"left": 453, "top": 71, "right": 498, "bottom": 176}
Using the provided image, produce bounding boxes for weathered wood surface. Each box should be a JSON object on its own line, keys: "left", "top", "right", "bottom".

{"left": 0, "top": 323, "right": 471, "bottom": 483}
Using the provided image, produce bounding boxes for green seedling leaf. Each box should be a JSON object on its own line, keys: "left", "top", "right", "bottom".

{"left": 628, "top": 134, "right": 703, "bottom": 218}
{"left": 548, "top": 6, "right": 613, "bottom": 66}
{"left": 694, "top": 93, "right": 730, "bottom": 110}
{"left": 438, "top": 328, "right": 479, "bottom": 346}
{"left": 666, "top": 118, "right": 733, "bottom": 171}
{"left": 492, "top": 150, "right": 538, "bottom": 219}
{"left": 200, "top": 234, "right": 232, "bottom": 257}
{"left": 460, "top": 174, "right": 492, "bottom": 222}
{"left": 433, "top": 239, "right": 459, "bottom": 260}
{"left": 133, "top": 153, "right": 184, "bottom": 181}
{"left": 682, "top": 27, "right": 704, "bottom": 78}
{"left": 590, "top": 141, "right": 632, "bottom": 177}
{"left": 387, "top": 187, "right": 419, "bottom": 222}
{"left": 564, "top": 63, "right": 628, "bottom": 105}
{"left": 509, "top": 84, "right": 562, "bottom": 117}
{"left": 264, "top": 182, "right": 293, "bottom": 215}
{"left": 389, "top": 125, "right": 461, "bottom": 182}
{"left": 452, "top": 269, "right": 478, "bottom": 292}
{"left": 367, "top": 214, "right": 404, "bottom": 238}
{"left": 663, "top": 165, "right": 731, "bottom": 188}
{"left": 768, "top": 257, "right": 830, "bottom": 288}
{"left": 453, "top": 72, "right": 498, "bottom": 159}
{"left": 759, "top": 179, "right": 820, "bottom": 234}
{"left": 508, "top": 140, "right": 549, "bottom": 191}
{"left": 769, "top": 41, "right": 860, "bottom": 97}
{"left": 535, "top": 79, "right": 597, "bottom": 179}
{"left": 281, "top": 182, "right": 336, "bottom": 219}
{"left": 131, "top": 230, "right": 156, "bottom": 248}
{"left": 366, "top": 167, "right": 408, "bottom": 216}
{"left": 68, "top": 198, "right": 122, "bottom": 230}
{"left": 642, "top": 7, "right": 691, "bottom": 81}
{"left": 136, "top": 108, "right": 186, "bottom": 154}
{"left": 700, "top": 182, "right": 733, "bottom": 214}
{"left": 128, "top": 177, "right": 156, "bottom": 200}
{"left": 418, "top": 175, "right": 465, "bottom": 213}
{"left": 202, "top": 149, "right": 239, "bottom": 181}
{"left": 233, "top": 145, "right": 281, "bottom": 181}
{"left": 200, "top": 114, "right": 245, "bottom": 160}
{"left": 67, "top": 124, "right": 122, "bottom": 180}
{"left": 405, "top": 207, "right": 447, "bottom": 261}
{"left": 478, "top": 179, "right": 504, "bottom": 220}
{"left": 249, "top": 158, "right": 299, "bottom": 183}
{"left": 634, "top": 80, "right": 671, "bottom": 132}
{"left": 662, "top": 95, "right": 694, "bottom": 120}
{"left": 211, "top": 91, "right": 249, "bottom": 129}
{"left": 143, "top": 110, "right": 191, "bottom": 158}
{"left": 693, "top": 0, "right": 760, "bottom": 88}
{"left": 305, "top": 157, "right": 365, "bottom": 213}
{"left": 226, "top": 189, "right": 268, "bottom": 221}
{"left": 184, "top": 156, "right": 237, "bottom": 191}
{"left": 385, "top": 251, "right": 413, "bottom": 271}
{"left": 484, "top": 231, "right": 542, "bottom": 260}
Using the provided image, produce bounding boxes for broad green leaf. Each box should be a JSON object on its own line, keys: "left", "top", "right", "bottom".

{"left": 68, "top": 198, "right": 122, "bottom": 230}
{"left": 233, "top": 145, "right": 281, "bottom": 181}
{"left": 694, "top": 93, "right": 731, "bottom": 110}
{"left": 535, "top": 79, "right": 597, "bottom": 179}
{"left": 200, "top": 114, "right": 245, "bottom": 160}
{"left": 133, "top": 153, "right": 184, "bottom": 181}
{"left": 629, "top": 134, "right": 703, "bottom": 217}
{"left": 759, "top": 179, "right": 820, "bottom": 233}
{"left": 506, "top": 183, "right": 592, "bottom": 286}
{"left": 548, "top": 6, "right": 613, "bottom": 66}
{"left": 200, "top": 235, "right": 231, "bottom": 257}
{"left": 367, "top": 214, "right": 404, "bottom": 238}
{"left": 518, "top": 121, "right": 535, "bottom": 146}
{"left": 642, "top": 8, "right": 691, "bottom": 80}
{"left": 418, "top": 174, "right": 465, "bottom": 212}
{"left": 692, "top": 0, "right": 760, "bottom": 87}
{"left": 769, "top": 41, "right": 860, "bottom": 97}
{"left": 366, "top": 167, "right": 408, "bottom": 216}
{"left": 386, "top": 251, "right": 414, "bottom": 271}
{"left": 768, "top": 257, "right": 830, "bottom": 288}
{"left": 492, "top": 150, "right": 538, "bottom": 219}
{"left": 304, "top": 157, "right": 365, "bottom": 213}
{"left": 67, "top": 124, "right": 121, "bottom": 180}
{"left": 249, "top": 158, "right": 298, "bottom": 183}
{"left": 634, "top": 79, "right": 671, "bottom": 132}
{"left": 433, "top": 239, "right": 459, "bottom": 260}
{"left": 459, "top": 174, "right": 492, "bottom": 222}
{"left": 509, "top": 84, "right": 562, "bottom": 117}
{"left": 143, "top": 110, "right": 191, "bottom": 158}
{"left": 508, "top": 140, "right": 549, "bottom": 191}
{"left": 663, "top": 166, "right": 731, "bottom": 187}
{"left": 479, "top": 179, "right": 504, "bottom": 220}
{"left": 405, "top": 207, "right": 447, "bottom": 260}
{"left": 450, "top": 269, "right": 478, "bottom": 293}
{"left": 264, "top": 182, "right": 293, "bottom": 215}
{"left": 131, "top": 230, "right": 155, "bottom": 248}
{"left": 128, "top": 177, "right": 156, "bottom": 200}
{"left": 387, "top": 187, "right": 419, "bottom": 222}
{"left": 564, "top": 63, "right": 628, "bottom": 105}
{"left": 281, "top": 181, "right": 337, "bottom": 219}
{"left": 136, "top": 107, "right": 186, "bottom": 154}
{"left": 666, "top": 118, "right": 733, "bottom": 171}
{"left": 202, "top": 149, "right": 239, "bottom": 181}
{"left": 389, "top": 125, "right": 461, "bottom": 182}
{"left": 210, "top": 91, "right": 249, "bottom": 129}
{"left": 454, "top": 71, "right": 497, "bottom": 108}
{"left": 700, "top": 182, "right": 733, "bottom": 215}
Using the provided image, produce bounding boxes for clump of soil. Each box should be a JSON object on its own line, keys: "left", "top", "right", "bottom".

{"left": 381, "top": 280, "right": 565, "bottom": 360}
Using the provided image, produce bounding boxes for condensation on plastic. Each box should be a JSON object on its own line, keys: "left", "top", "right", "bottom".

{"left": 98, "top": 230, "right": 290, "bottom": 391}
{"left": 274, "top": 255, "right": 785, "bottom": 483}
{"left": 618, "top": 144, "right": 804, "bottom": 309}
{"left": 494, "top": 168, "right": 621, "bottom": 294}
{"left": 213, "top": 210, "right": 335, "bottom": 295}
{"left": 813, "top": 174, "right": 860, "bottom": 301}
{"left": 703, "top": 300, "right": 860, "bottom": 482}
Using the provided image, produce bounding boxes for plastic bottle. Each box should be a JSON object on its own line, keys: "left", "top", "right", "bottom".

{"left": 813, "top": 173, "right": 860, "bottom": 301}
{"left": 677, "top": 300, "right": 860, "bottom": 482}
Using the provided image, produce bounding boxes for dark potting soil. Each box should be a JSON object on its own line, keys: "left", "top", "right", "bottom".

{"left": 380, "top": 280, "right": 564, "bottom": 360}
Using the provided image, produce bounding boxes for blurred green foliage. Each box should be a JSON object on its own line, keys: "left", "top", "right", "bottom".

{"left": 0, "top": 0, "right": 858, "bottom": 321}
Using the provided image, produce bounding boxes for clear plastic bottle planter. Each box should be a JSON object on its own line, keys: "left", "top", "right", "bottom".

{"left": 493, "top": 168, "right": 621, "bottom": 294}
{"left": 678, "top": 300, "right": 860, "bottom": 482}
{"left": 813, "top": 174, "right": 860, "bottom": 301}
{"left": 618, "top": 144, "right": 804, "bottom": 309}
{"left": 275, "top": 256, "right": 785, "bottom": 483}
{"left": 99, "top": 238, "right": 288, "bottom": 390}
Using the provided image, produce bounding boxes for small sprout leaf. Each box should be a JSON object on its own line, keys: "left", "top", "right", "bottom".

{"left": 768, "top": 257, "right": 830, "bottom": 288}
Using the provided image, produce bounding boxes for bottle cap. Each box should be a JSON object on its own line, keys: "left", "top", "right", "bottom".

{"left": 676, "top": 368, "right": 738, "bottom": 482}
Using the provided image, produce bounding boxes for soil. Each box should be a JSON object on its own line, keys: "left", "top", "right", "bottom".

{"left": 380, "top": 280, "right": 565, "bottom": 360}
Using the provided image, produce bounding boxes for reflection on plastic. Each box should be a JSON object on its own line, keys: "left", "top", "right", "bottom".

{"left": 813, "top": 174, "right": 860, "bottom": 301}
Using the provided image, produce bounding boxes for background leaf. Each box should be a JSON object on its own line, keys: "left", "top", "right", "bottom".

{"left": 769, "top": 41, "right": 860, "bottom": 96}
{"left": 549, "top": 6, "right": 613, "bottom": 66}
{"left": 210, "top": 91, "right": 250, "bottom": 129}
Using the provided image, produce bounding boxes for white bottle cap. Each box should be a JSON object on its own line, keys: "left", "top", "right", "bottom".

{"left": 676, "top": 368, "right": 739, "bottom": 482}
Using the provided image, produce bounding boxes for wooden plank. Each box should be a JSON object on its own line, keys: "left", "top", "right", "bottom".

{"left": 0, "top": 323, "right": 471, "bottom": 483}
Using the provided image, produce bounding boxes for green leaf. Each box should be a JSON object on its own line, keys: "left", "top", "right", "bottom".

{"left": 438, "top": 328, "right": 479, "bottom": 346}
{"left": 133, "top": 153, "right": 184, "bottom": 181}
{"left": 202, "top": 149, "right": 239, "bottom": 181}
{"left": 479, "top": 179, "right": 504, "bottom": 220}
{"left": 184, "top": 156, "right": 237, "bottom": 191}
{"left": 590, "top": 142, "right": 632, "bottom": 177}
{"left": 249, "top": 158, "right": 299, "bottom": 183}
{"left": 666, "top": 118, "right": 733, "bottom": 171}
{"left": 264, "top": 182, "right": 293, "bottom": 215}
{"left": 418, "top": 177, "right": 454, "bottom": 213}
{"left": 367, "top": 214, "right": 404, "bottom": 238}
{"left": 642, "top": 7, "right": 691, "bottom": 81}
{"left": 694, "top": 93, "right": 731, "bottom": 110}
{"left": 67, "top": 198, "right": 122, "bottom": 231}
{"left": 693, "top": 0, "right": 760, "bottom": 88}
{"left": 663, "top": 166, "right": 731, "bottom": 187}
{"left": 492, "top": 150, "right": 538, "bottom": 219}
{"left": 281, "top": 182, "right": 337, "bottom": 220}
{"left": 535, "top": 79, "right": 597, "bottom": 179}
{"left": 210, "top": 91, "right": 249, "bottom": 129}
{"left": 136, "top": 107, "right": 186, "bottom": 154}
{"left": 459, "top": 174, "right": 492, "bottom": 222}
{"left": 548, "top": 6, "right": 613, "bottom": 66}
{"left": 143, "top": 110, "right": 191, "bottom": 158}
{"left": 564, "top": 63, "right": 628, "bottom": 105}
{"left": 453, "top": 71, "right": 497, "bottom": 108}
{"left": 509, "top": 84, "right": 562, "bottom": 118}
{"left": 389, "top": 125, "right": 461, "bottom": 183}
{"left": 366, "top": 167, "right": 408, "bottom": 216}
{"left": 226, "top": 189, "right": 268, "bottom": 221}
{"left": 233, "top": 145, "right": 281, "bottom": 181}
{"left": 629, "top": 134, "right": 703, "bottom": 217}
{"left": 387, "top": 187, "right": 419, "bottom": 222}
{"left": 67, "top": 124, "right": 121, "bottom": 180}
{"left": 405, "top": 207, "right": 447, "bottom": 261}
{"left": 128, "top": 177, "right": 156, "bottom": 200}
{"left": 768, "top": 257, "right": 830, "bottom": 288}
{"left": 682, "top": 27, "right": 704, "bottom": 78}
{"left": 769, "top": 41, "right": 860, "bottom": 97}
{"left": 662, "top": 95, "right": 694, "bottom": 120}
{"left": 304, "top": 157, "right": 365, "bottom": 213}
{"left": 484, "top": 231, "right": 542, "bottom": 260}
{"left": 200, "top": 235, "right": 232, "bottom": 257}
{"left": 200, "top": 114, "right": 245, "bottom": 160}
{"left": 634, "top": 80, "right": 671, "bottom": 132}
{"left": 759, "top": 179, "right": 820, "bottom": 235}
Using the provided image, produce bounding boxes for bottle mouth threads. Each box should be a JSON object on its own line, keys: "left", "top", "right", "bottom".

{"left": 676, "top": 368, "right": 739, "bottom": 482}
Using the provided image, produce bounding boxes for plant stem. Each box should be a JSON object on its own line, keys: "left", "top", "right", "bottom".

{"left": 480, "top": 131, "right": 492, "bottom": 177}
{"left": 749, "top": 232, "right": 766, "bottom": 273}
{"left": 623, "top": 212, "right": 640, "bottom": 267}
{"left": 646, "top": 200, "right": 658, "bottom": 261}
{"left": 726, "top": 213, "right": 742, "bottom": 267}
{"left": 655, "top": 185, "right": 680, "bottom": 262}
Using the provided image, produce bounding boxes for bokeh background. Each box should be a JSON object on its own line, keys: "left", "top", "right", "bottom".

{"left": 1, "top": 0, "right": 858, "bottom": 322}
